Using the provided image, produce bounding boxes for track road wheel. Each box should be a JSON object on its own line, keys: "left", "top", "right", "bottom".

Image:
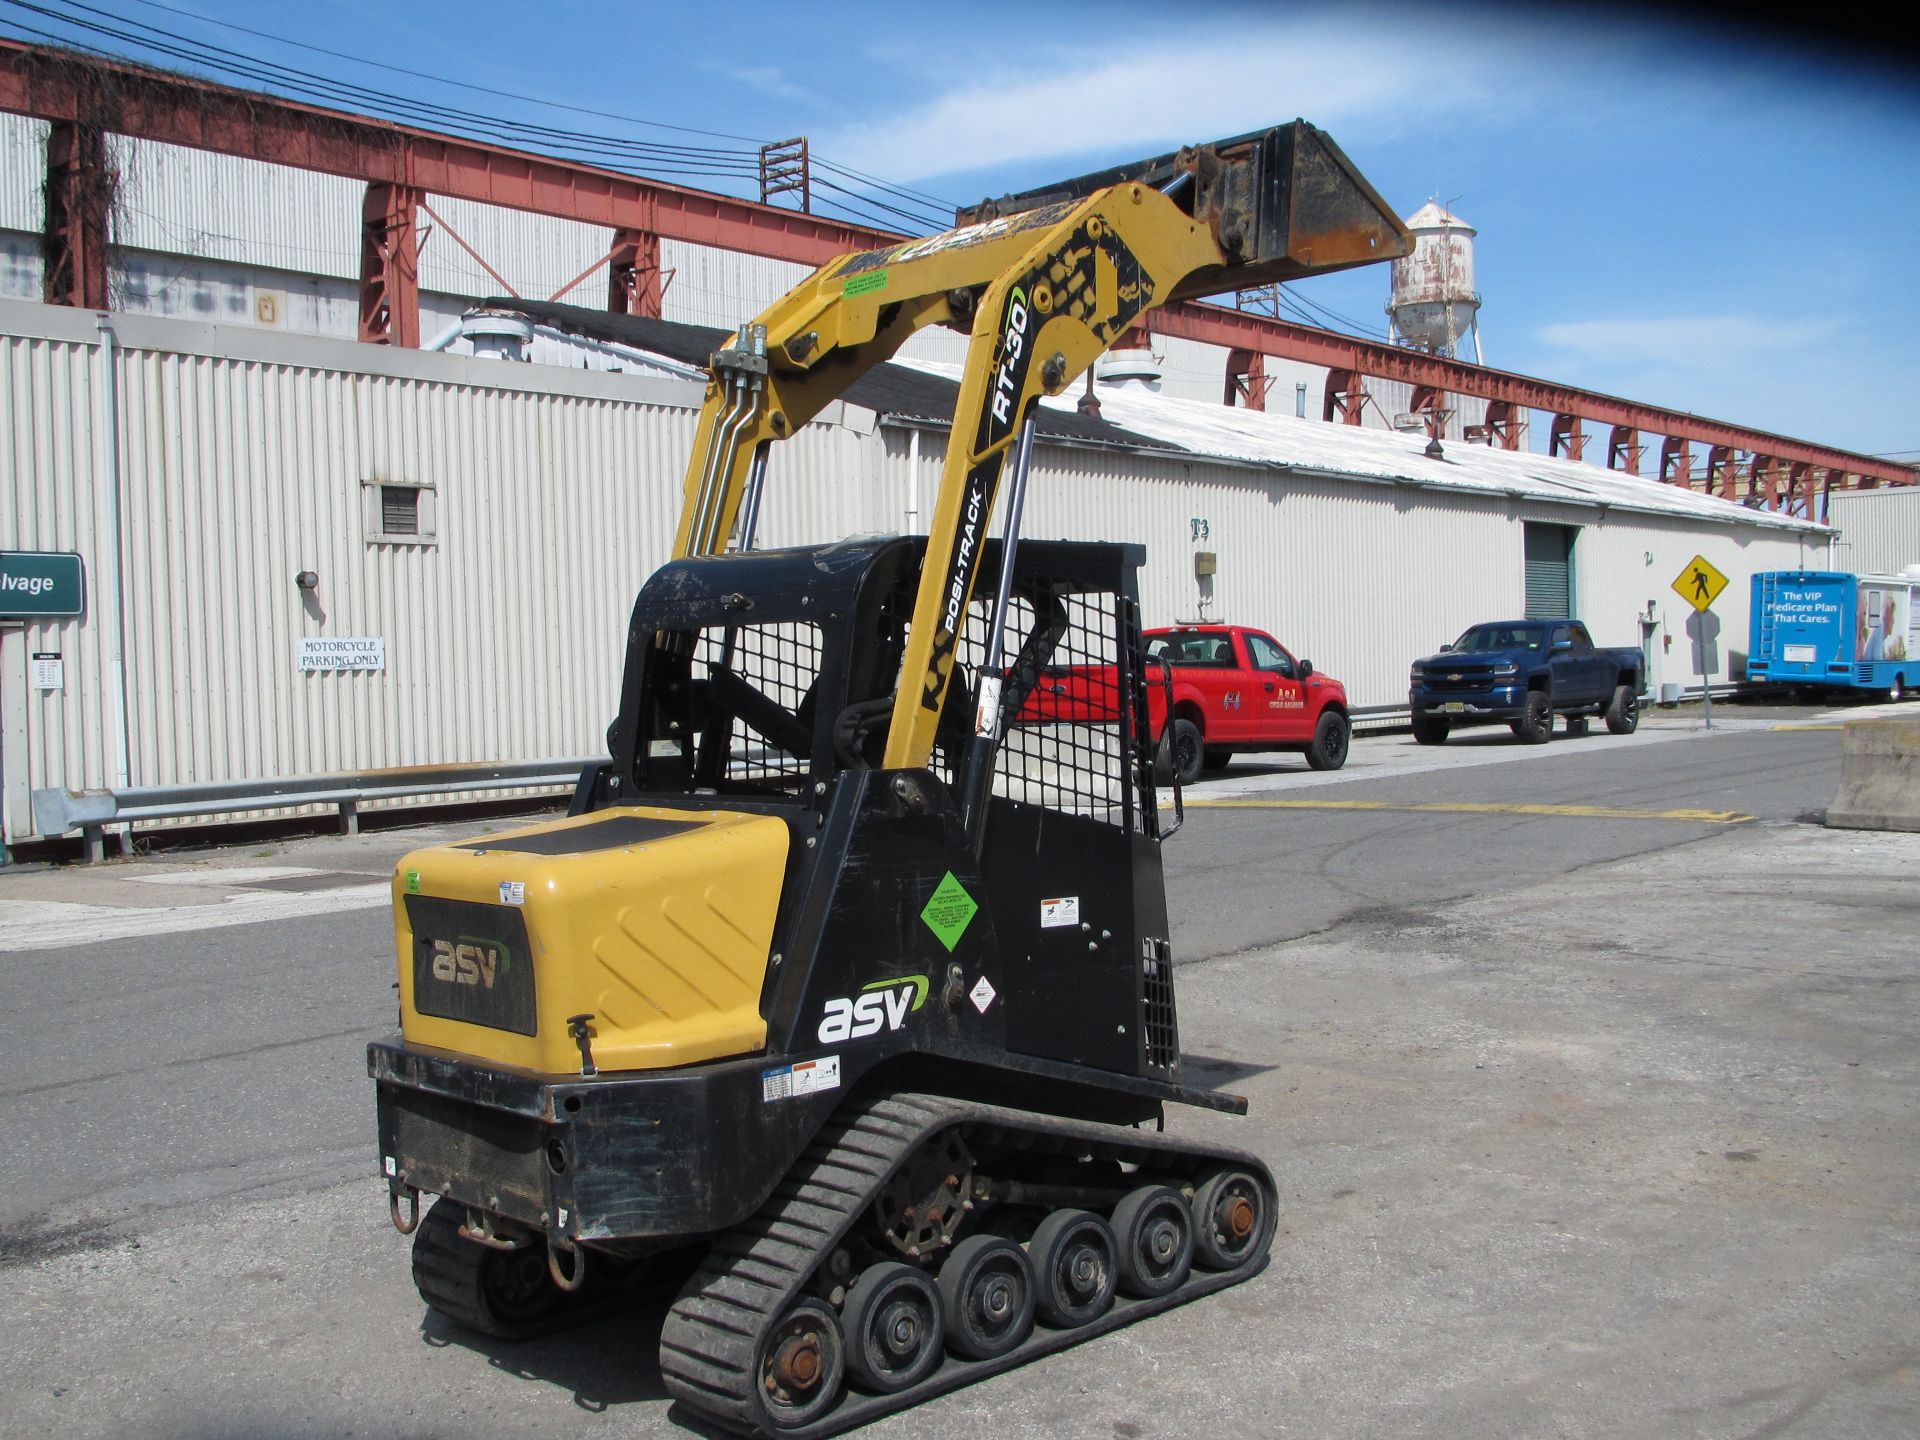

{"left": 1306, "top": 711, "right": 1351, "bottom": 771}
{"left": 1155, "top": 718, "right": 1205, "bottom": 787}
{"left": 1111, "top": 1185, "right": 1195, "bottom": 1298}
{"left": 754, "top": 1298, "right": 846, "bottom": 1429}
{"left": 843, "top": 1261, "right": 944, "bottom": 1394}
{"left": 1411, "top": 714, "right": 1449, "bottom": 746}
{"left": 1029, "top": 1209, "right": 1118, "bottom": 1328}
{"left": 1191, "top": 1169, "right": 1275, "bottom": 1275}
{"left": 1605, "top": 683, "right": 1639, "bottom": 735}
{"left": 1513, "top": 689, "right": 1553, "bottom": 744}
{"left": 937, "top": 1234, "right": 1035, "bottom": 1360}
{"left": 410, "top": 1196, "right": 561, "bottom": 1339}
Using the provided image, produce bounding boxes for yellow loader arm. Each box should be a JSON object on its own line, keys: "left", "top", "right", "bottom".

{"left": 670, "top": 122, "right": 1410, "bottom": 771}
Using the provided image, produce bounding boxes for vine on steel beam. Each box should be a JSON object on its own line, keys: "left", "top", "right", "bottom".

{"left": 1549, "top": 413, "right": 1585, "bottom": 462}
{"left": 42, "top": 119, "right": 112, "bottom": 310}
{"left": 607, "top": 227, "right": 664, "bottom": 317}
{"left": 1224, "top": 347, "right": 1267, "bottom": 410}
{"left": 359, "top": 182, "right": 421, "bottom": 347}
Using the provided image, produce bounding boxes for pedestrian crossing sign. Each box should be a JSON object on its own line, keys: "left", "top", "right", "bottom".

{"left": 1672, "top": 554, "right": 1728, "bottom": 613}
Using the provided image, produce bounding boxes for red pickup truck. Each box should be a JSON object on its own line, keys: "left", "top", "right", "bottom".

{"left": 1022, "top": 624, "right": 1351, "bottom": 784}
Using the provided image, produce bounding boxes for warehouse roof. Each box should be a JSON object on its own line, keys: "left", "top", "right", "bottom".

{"left": 490, "top": 299, "right": 1822, "bottom": 536}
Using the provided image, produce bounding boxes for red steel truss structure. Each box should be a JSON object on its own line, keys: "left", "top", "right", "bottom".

{"left": 3, "top": 38, "right": 1910, "bottom": 503}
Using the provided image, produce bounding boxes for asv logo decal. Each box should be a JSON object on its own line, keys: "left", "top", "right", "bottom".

{"left": 430, "top": 937, "right": 507, "bottom": 989}
{"left": 817, "top": 975, "right": 928, "bottom": 1044}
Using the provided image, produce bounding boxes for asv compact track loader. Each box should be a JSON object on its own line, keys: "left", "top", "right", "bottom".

{"left": 370, "top": 122, "right": 1409, "bottom": 1435}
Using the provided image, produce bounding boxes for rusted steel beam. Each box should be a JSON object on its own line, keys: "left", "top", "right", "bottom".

{"left": 1607, "top": 425, "right": 1642, "bottom": 473}
{"left": 1549, "top": 412, "right": 1586, "bottom": 463}
{"left": 2, "top": 38, "right": 1910, "bottom": 489}
{"left": 359, "top": 182, "right": 420, "bottom": 346}
{"left": 1707, "top": 445, "right": 1739, "bottom": 501}
{"left": 1484, "top": 399, "right": 1525, "bottom": 451}
{"left": 1324, "top": 368, "right": 1367, "bottom": 425}
{"left": 1223, "top": 347, "right": 1266, "bottom": 410}
{"left": 606, "top": 227, "right": 664, "bottom": 317}
{"left": 1660, "top": 435, "right": 1692, "bottom": 487}
{"left": 0, "top": 38, "right": 881, "bottom": 267}
{"left": 42, "top": 118, "right": 111, "bottom": 309}
{"left": 1150, "top": 298, "right": 1913, "bottom": 486}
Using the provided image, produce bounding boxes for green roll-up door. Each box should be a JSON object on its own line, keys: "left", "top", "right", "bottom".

{"left": 1524, "top": 523, "right": 1575, "bottom": 618}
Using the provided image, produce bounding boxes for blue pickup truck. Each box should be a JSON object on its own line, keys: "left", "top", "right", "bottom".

{"left": 1408, "top": 619, "right": 1643, "bottom": 745}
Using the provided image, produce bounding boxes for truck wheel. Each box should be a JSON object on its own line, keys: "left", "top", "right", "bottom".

{"left": 1410, "top": 714, "right": 1449, "bottom": 746}
{"left": 1155, "top": 719, "right": 1205, "bottom": 786}
{"left": 1604, "top": 684, "right": 1639, "bottom": 734}
{"left": 1305, "top": 712, "right": 1350, "bottom": 771}
{"left": 1202, "top": 748, "right": 1234, "bottom": 771}
{"left": 1564, "top": 715, "right": 1589, "bottom": 738}
{"left": 1513, "top": 690, "right": 1552, "bottom": 744}
{"left": 1890, "top": 674, "right": 1907, "bottom": 703}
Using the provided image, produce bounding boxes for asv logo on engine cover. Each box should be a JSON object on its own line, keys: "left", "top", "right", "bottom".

{"left": 816, "top": 976, "right": 928, "bottom": 1044}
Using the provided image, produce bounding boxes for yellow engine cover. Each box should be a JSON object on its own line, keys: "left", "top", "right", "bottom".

{"left": 392, "top": 805, "right": 790, "bottom": 1074}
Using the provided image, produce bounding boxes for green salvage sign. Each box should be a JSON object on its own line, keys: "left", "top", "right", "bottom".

{"left": 0, "top": 551, "right": 85, "bottom": 618}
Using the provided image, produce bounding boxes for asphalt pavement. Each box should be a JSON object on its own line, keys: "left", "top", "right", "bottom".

{"left": 0, "top": 701, "right": 1914, "bottom": 1438}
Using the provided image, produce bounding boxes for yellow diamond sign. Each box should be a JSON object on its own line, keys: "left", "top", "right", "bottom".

{"left": 1672, "top": 554, "right": 1729, "bottom": 613}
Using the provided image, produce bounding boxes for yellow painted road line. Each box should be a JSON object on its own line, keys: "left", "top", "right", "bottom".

{"left": 1180, "top": 799, "right": 1753, "bottom": 824}
{"left": 1771, "top": 723, "right": 1846, "bottom": 732}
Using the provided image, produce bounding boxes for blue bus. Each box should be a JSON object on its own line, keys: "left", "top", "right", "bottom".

{"left": 1747, "top": 570, "right": 1918, "bottom": 700}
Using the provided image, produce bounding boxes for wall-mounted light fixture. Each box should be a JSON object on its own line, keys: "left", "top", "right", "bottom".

{"left": 295, "top": 570, "right": 320, "bottom": 591}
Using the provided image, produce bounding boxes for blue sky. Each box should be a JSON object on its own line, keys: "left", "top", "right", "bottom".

{"left": 5, "top": 0, "right": 1918, "bottom": 462}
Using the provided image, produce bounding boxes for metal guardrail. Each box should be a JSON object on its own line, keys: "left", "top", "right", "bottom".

{"left": 31, "top": 758, "right": 596, "bottom": 862}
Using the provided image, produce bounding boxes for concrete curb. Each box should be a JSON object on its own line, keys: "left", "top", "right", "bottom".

{"left": 1824, "top": 714, "right": 1920, "bottom": 832}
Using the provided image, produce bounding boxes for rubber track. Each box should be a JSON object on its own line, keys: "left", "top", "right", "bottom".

{"left": 658, "top": 1093, "right": 1274, "bottom": 1438}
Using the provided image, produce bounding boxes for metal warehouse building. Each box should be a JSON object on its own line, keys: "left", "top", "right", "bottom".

{"left": 0, "top": 296, "right": 1828, "bottom": 848}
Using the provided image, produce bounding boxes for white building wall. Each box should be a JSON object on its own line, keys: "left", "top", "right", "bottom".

{"left": 1828, "top": 488, "right": 1920, "bottom": 576}
{"left": 0, "top": 299, "right": 874, "bottom": 843}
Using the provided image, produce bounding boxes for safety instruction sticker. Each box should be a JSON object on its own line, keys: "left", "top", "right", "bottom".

{"left": 499, "top": 881, "right": 527, "bottom": 906}
{"left": 921, "top": 872, "right": 979, "bottom": 952}
{"left": 969, "top": 976, "right": 997, "bottom": 1014}
{"left": 404, "top": 869, "right": 421, "bottom": 894}
{"left": 973, "top": 674, "right": 1003, "bottom": 737}
{"left": 1040, "top": 896, "right": 1080, "bottom": 928}
{"left": 762, "top": 1055, "right": 841, "bottom": 1103}
{"left": 843, "top": 270, "right": 889, "bottom": 298}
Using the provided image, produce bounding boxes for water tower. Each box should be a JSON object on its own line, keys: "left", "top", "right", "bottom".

{"left": 1386, "top": 201, "right": 1482, "bottom": 362}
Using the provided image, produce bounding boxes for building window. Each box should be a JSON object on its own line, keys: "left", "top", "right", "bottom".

{"left": 363, "top": 478, "right": 436, "bottom": 545}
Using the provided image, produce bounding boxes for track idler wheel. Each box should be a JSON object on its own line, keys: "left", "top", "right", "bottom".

{"left": 410, "top": 1196, "right": 561, "bottom": 1339}
{"left": 1191, "top": 1168, "right": 1274, "bottom": 1273}
{"left": 755, "top": 1298, "right": 846, "bottom": 1430}
{"left": 937, "top": 1233, "right": 1035, "bottom": 1360}
{"left": 843, "top": 1261, "right": 945, "bottom": 1393}
{"left": 1111, "top": 1184, "right": 1196, "bottom": 1298}
{"left": 1029, "top": 1209, "right": 1118, "bottom": 1328}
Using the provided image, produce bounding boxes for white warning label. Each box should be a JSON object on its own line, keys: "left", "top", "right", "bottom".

{"left": 762, "top": 1055, "right": 842, "bottom": 1102}
{"left": 1040, "top": 896, "right": 1080, "bottom": 928}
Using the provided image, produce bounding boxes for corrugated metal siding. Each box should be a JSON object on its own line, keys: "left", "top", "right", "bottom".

{"left": 1, "top": 113, "right": 49, "bottom": 233}
{"left": 1828, "top": 488, "right": 1920, "bottom": 576}
{"left": 0, "top": 300, "right": 874, "bottom": 840}
{"left": 109, "top": 135, "right": 363, "bottom": 281}
{"left": 660, "top": 242, "right": 812, "bottom": 330}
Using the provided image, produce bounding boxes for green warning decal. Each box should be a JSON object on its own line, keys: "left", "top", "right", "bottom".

{"left": 920, "top": 871, "right": 978, "bottom": 952}
{"left": 843, "top": 269, "right": 888, "bottom": 298}
{"left": 405, "top": 868, "right": 422, "bottom": 894}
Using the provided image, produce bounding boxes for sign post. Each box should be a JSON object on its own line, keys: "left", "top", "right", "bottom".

{"left": 1672, "top": 554, "right": 1729, "bottom": 729}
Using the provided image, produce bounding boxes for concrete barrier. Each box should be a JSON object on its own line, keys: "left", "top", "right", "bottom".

{"left": 1825, "top": 715, "right": 1920, "bottom": 833}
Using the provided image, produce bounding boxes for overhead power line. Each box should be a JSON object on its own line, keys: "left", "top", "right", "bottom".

{"left": 0, "top": 0, "right": 954, "bottom": 231}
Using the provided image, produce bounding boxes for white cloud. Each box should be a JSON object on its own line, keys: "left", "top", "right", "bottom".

{"left": 1536, "top": 314, "right": 1841, "bottom": 364}
{"left": 815, "top": 17, "right": 1531, "bottom": 183}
